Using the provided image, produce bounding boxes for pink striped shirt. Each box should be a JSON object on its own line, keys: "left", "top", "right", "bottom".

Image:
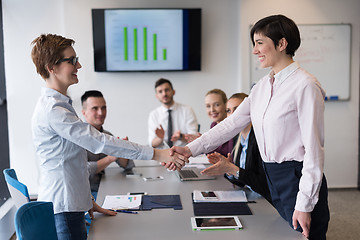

{"left": 188, "top": 62, "right": 325, "bottom": 212}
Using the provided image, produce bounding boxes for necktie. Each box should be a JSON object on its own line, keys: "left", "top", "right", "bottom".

{"left": 167, "top": 109, "right": 173, "bottom": 147}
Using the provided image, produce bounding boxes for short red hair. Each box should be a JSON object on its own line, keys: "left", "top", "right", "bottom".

{"left": 31, "top": 34, "right": 74, "bottom": 79}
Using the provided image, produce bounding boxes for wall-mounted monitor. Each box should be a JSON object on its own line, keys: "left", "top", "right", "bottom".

{"left": 92, "top": 8, "right": 201, "bottom": 72}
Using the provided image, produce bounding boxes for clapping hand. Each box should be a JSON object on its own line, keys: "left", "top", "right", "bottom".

{"left": 155, "top": 125, "right": 165, "bottom": 139}
{"left": 170, "top": 130, "right": 181, "bottom": 142}
{"left": 184, "top": 133, "right": 201, "bottom": 143}
{"left": 207, "top": 152, "right": 232, "bottom": 164}
{"left": 201, "top": 153, "right": 235, "bottom": 176}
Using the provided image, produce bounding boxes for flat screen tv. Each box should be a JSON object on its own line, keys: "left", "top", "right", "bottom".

{"left": 92, "top": 8, "right": 201, "bottom": 72}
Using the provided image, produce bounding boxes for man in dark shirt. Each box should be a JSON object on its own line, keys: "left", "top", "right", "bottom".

{"left": 81, "top": 90, "right": 134, "bottom": 193}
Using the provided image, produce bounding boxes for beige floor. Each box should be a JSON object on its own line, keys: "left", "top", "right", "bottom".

{"left": 327, "top": 189, "right": 360, "bottom": 240}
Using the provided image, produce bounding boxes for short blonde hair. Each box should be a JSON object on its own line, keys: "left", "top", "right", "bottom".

{"left": 31, "top": 34, "right": 74, "bottom": 79}
{"left": 206, "top": 89, "right": 227, "bottom": 104}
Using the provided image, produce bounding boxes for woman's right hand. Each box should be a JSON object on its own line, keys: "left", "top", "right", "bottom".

{"left": 169, "top": 146, "right": 193, "bottom": 158}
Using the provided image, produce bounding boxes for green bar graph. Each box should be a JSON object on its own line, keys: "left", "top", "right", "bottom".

{"left": 124, "top": 27, "right": 128, "bottom": 61}
{"left": 153, "top": 34, "right": 157, "bottom": 60}
{"left": 122, "top": 28, "right": 166, "bottom": 62}
{"left": 143, "top": 28, "right": 147, "bottom": 60}
{"left": 163, "top": 49, "right": 167, "bottom": 60}
{"left": 133, "top": 28, "right": 138, "bottom": 61}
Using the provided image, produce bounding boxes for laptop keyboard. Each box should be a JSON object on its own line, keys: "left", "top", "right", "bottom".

{"left": 180, "top": 169, "right": 198, "bottom": 178}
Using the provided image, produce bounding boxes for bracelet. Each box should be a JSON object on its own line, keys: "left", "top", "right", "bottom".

{"left": 235, "top": 170, "right": 240, "bottom": 179}
{"left": 91, "top": 195, "right": 95, "bottom": 201}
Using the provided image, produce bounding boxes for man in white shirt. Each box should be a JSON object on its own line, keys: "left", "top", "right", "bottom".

{"left": 148, "top": 78, "right": 199, "bottom": 148}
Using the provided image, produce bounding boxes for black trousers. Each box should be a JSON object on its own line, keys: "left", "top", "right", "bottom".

{"left": 263, "top": 161, "right": 330, "bottom": 240}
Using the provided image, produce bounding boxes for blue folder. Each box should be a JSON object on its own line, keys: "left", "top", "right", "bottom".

{"left": 141, "top": 195, "right": 183, "bottom": 210}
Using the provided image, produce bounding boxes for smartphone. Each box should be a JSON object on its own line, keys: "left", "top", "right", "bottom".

{"left": 200, "top": 191, "right": 217, "bottom": 199}
{"left": 124, "top": 169, "right": 142, "bottom": 177}
{"left": 127, "top": 192, "right": 147, "bottom": 195}
{"left": 143, "top": 176, "right": 164, "bottom": 181}
{"left": 125, "top": 172, "right": 142, "bottom": 177}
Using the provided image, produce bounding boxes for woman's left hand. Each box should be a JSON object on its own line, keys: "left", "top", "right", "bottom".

{"left": 88, "top": 199, "right": 117, "bottom": 220}
{"left": 207, "top": 152, "right": 232, "bottom": 164}
{"left": 201, "top": 153, "right": 233, "bottom": 176}
{"left": 292, "top": 210, "right": 311, "bottom": 238}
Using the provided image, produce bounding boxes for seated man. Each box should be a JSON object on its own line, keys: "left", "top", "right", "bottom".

{"left": 201, "top": 93, "right": 272, "bottom": 204}
{"left": 81, "top": 90, "right": 134, "bottom": 193}
{"left": 148, "top": 78, "right": 199, "bottom": 148}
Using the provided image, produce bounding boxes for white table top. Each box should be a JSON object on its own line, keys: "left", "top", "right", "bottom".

{"left": 88, "top": 164, "right": 305, "bottom": 240}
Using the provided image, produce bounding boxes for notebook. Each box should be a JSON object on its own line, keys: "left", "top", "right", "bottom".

{"left": 141, "top": 195, "right": 183, "bottom": 210}
{"left": 176, "top": 167, "right": 216, "bottom": 181}
{"left": 192, "top": 201, "right": 252, "bottom": 216}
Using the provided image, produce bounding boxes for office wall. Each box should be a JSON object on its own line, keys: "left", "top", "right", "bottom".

{"left": 3, "top": 0, "right": 240, "bottom": 193}
{"left": 238, "top": 0, "right": 360, "bottom": 188}
{"left": 2, "top": 0, "right": 359, "bottom": 194}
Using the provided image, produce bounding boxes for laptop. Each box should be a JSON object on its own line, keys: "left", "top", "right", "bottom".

{"left": 176, "top": 167, "right": 216, "bottom": 181}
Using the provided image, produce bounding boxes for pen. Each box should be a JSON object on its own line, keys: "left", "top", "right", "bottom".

{"left": 112, "top": 209, "right": 138, "bottom": 214}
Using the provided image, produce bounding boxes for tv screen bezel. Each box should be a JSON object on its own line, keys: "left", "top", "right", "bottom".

{"left": 91, "top": 8, "right": 201, "bottom": 72}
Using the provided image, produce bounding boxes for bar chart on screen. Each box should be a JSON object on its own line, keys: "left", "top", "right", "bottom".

{"left": 122, "top": 27, "right": 167, "bottom": 61}
{"left": 104, "top": 9, "right": 183, "bottom": 71}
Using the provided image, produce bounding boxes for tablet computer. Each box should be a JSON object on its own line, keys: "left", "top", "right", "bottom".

{"left": 191, "top": 216, "right": 242, "bottom": 231}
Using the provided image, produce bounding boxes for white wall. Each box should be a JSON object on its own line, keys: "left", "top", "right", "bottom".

{"left": 3, "top": 0, "right": 240, "bottom": 194}
{"left": 238, "top": 0, "right": 360, "bottom": 188}
{"left": 2, "top": 0, "right": 359, "bottom": 194}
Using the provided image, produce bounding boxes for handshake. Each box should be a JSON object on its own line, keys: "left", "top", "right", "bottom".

{"left": 154, "top": 146, "right": 193, "bottom": 171}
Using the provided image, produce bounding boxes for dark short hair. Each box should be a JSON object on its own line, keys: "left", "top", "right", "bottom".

{"left": 81, "top": 90, "right": 104, "bottom": 105}
{"left": 250, "top": 15, "right": 300, "bottom": 56}
{"left": 155, "top": 78, "right": 173, "bottom": 90}
{"left": 31, "top": 34, "right": 75, "bottom": 79}
{"left": 228, "top": 93, "right": 248, "bottom": 102}
{"left": 206, "top": 89, "right": 227, "bottom": 104}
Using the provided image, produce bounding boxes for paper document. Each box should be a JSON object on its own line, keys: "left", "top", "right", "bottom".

{"left": 193, "top": 190, "right": 247, "bottom": 203}
{"left": 188, "top": 154, "right": 210, "bottom": 165}
{"left": 102, "top": 195, "right": 142, "bottom": 210}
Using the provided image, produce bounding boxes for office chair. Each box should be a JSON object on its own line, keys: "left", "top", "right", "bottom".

{"left": 3, "top": 168, "right": 30, "bottom": 209}
{"left": 14, "top": 201, "right": 58, "bottom": 240}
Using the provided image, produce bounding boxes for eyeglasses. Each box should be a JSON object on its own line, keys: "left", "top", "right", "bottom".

{"left": 56, "top": 56, "right": 79, "bottom": 66}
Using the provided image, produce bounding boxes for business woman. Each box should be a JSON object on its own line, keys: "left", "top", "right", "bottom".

{"left": 170, "top": 15, "right": 330, "bottom": 239}
{"left": 185, "top": 89, "right": 231, "bottom": 156}
{"left": 31, "top": 34, "right": 182, "bottom": 239}
{"left": 204, "top": 89, "right": 232, "bottom": 156}
{"left": 202, "top": 93, "right": 272, "bottom": 204}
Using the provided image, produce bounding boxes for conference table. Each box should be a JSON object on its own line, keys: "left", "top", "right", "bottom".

{"left": 88, "top": 160, "right": 305, "bottom": 240}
